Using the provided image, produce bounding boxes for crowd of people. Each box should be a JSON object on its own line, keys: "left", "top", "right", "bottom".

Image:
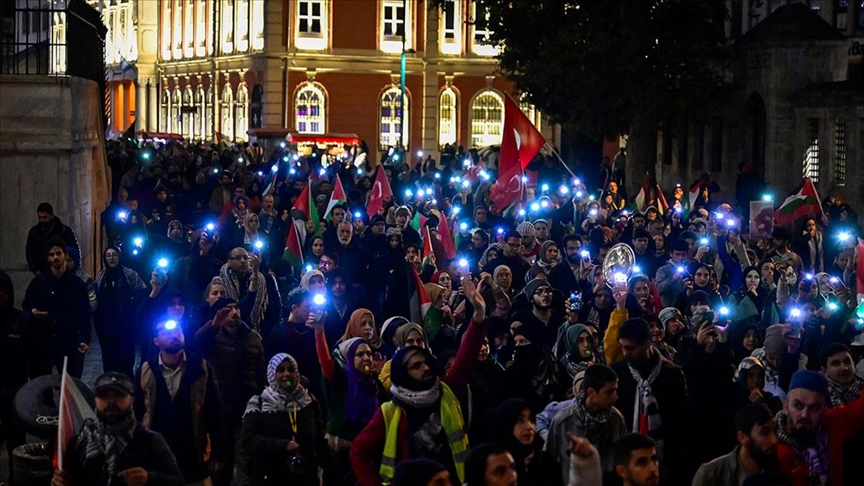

{"left": 2, "top": 137, "right": 864, "bottom": 486}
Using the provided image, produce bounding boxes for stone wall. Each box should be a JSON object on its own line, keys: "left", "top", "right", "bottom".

{"left": 0, "top": 75, "right": 110, "bottom": 305}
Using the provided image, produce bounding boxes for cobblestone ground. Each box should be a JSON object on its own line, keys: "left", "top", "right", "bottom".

{"left": 0, "top": 330, "right": 103, "bottom": 485}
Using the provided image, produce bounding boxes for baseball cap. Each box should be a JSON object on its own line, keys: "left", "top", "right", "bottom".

{"left": 94, "top": 372, "right": 134, "bottom": 396}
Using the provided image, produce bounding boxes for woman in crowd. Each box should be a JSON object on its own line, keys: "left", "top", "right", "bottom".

{"left": 538, "top": 241, "right": 561, "bottom": 272}
{"left": 494, "top": 398, "right": 563, "bottom": 486}
{"left": 239, "top": 353, "right": 329, "bottom": 486}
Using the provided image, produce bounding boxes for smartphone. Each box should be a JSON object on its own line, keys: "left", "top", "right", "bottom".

{"left": 570, "top": 292, "right": 582, "bottom": 312}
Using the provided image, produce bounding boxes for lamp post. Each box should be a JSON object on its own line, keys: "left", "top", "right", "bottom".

{"left": 399, "top": 0, "right": 407, "bottom": 152}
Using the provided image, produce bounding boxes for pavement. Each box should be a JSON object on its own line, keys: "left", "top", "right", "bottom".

{"left": 0, "top": 330, "right": 103, "bottom": 485}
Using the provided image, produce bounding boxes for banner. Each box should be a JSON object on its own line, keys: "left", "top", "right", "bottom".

{"left": 749, "top": 201, "right": 774, "bottom": 239}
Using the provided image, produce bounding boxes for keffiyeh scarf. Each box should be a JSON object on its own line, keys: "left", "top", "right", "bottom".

{"left": 220, "top": 265, "right": 268, "bottom": 333}
{"left": 390, "top": 378, "right": 441, "bottom": 409}
{"left": 827, "top": 376, "right": 863, "bottom": 407}
{"left": 77, "top": 414, "right": 136, "bottom": 478}
{"left": 573, "top": 392, "right": 617, "bottom": 449}
{"left": 776, "top": 411, "right": 829, "bottom": 485}
{"left": 628, "top": 357, "right": 664, "bottom": 460}
{"left": 244, "top": 353, "right": 313, "bottom": 415}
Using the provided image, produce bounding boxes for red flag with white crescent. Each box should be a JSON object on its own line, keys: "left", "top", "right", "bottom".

{"left": 490, "top": 94, "right": 546, "bottom": 210}
{"left": 366, "top": 167, "right": 393, "bottom": 218}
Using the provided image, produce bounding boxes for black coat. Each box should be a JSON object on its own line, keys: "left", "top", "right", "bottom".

{"left": 25, "top": 217, "right": 80, "bottom": 274}
{"left": 21, "top": 269, "right": 91, "bottom": 354}
{"left": 239, "top": 397, "right": 330, "bottom": 486}
{"left": 65, "top": 423, "right": 185, "bottom": 486}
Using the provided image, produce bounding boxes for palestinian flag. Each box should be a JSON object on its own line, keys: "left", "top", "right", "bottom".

{"left": 688, "top": 174, "right": 708, "bottom": 216}
{"left": 54, "top": 358, "right": 95, "bottom": 470}
{"left": 282, "top": 219, "right": 305, "bottom": 268}
{"left": 293, "top": 181, "right": 321, "bottom": 236}
{"left": 407, "top": 265, "right": 432, "bottom": 326}
{"left": 421, "top": 233, "right": 436, "bottom": 269}
{"left": 774, "top": 178, "right": 823, "bottom": 227}
{"left": 633, "top": 173, "right": 653, "bottom": 213}
{"left": 324, "top": 174, "right": 347, "bottom": 221}
{"left": 412, "top": 211, "right": 428, "bottom": 240}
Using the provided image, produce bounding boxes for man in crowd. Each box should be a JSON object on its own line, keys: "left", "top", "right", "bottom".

{"left": 613, "top": 434, "right": 660, "bottom": 486}
{"left": 52, "top": 372, "right": 185, "bottom": 486}
{"left": 655, "top": 239, "right": 690, "bottom": 308}
{"left": 26, "top": 202, "right": 80, "bottom": 275}
{"left": 193, "top": 297, "right": 266, "bottom": 485}
{"left": 546, "top": 364, "right": 626, "bottom": 480}
{"left": 22, "top": 240, "right": 91, "bottom": 377}
{"left": 135, "top": 318, "right": 226, "bottom": 485}
{"left": 483, "top": 231, "right": 531, "bottom": 290}
{"left": 820, "top": 343, "right": 863, "bottom": 407}
{"left": 548, "top": 235, "right": 587, "bottom": 297}
{"left": 692, "top": 403, "right": 779, "bottom": 485}
{"left": 220, "top": 247, "right": 272, "bottom": 334}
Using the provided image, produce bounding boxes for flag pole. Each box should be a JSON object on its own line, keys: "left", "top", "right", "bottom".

{"left": 56, "top": 356, "right": 69, "bottom": 471}
{"left": 543, "top": 142, "right": 578, "bottom": 180}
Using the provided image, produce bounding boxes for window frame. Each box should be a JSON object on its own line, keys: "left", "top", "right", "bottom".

{"left": 439, "top": 86, "right": 458, "bottom": 148}
{"left": 379, "top": 85, "right": 409, "bottom": 150}
{"left": 440, "top": 0, "right": 461, "bottom": 55}
{"left": 469, "top": 89, "right": 504, "bottom": 148}
{"left": 380, "top": 0, "right": 412, "bottom": 54}
{"left": 295, "top": 0, "right": 328, "bottom": 50}
{"left": 294, "top": 82, "right": 327, "bottom": 135}
{"left": 471, "top": 0, "right": 496, "bottom": 56}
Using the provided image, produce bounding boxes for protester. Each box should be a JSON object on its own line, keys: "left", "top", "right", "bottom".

{"left": 26, "top": 202, "right": 81, "bottom": 275}
{"left": 51, "top": 372, "right": 185, "bottom": 486}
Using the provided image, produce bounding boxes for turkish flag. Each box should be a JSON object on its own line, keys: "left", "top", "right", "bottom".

{"left": 366, "top": 166, "right": 393, "bottom": 217}
{"left": 436, "top": 211, "right": 457, "bottom": 259}
{"left": 490, "top": 95, "right": 546, "bottom": 210}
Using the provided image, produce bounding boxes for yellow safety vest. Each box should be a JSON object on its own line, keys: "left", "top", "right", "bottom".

{"left": 378, "top": 382, "right": 469, "bottom": 484}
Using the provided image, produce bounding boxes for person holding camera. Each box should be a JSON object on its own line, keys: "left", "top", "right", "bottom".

{"left": 239, "top": 353, "right": 329, "bottom": 486}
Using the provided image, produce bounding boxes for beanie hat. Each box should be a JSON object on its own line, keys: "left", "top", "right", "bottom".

{"left": 658, "top": 307, "right": 684, "bottom": 330}
{"left": 370, "top": 214, "right": 386, "bottom": 226}
{"left": 390, "top": 346, "right": 436, "bottom": 390}
{"left": 211, "top": 296, "right": 238, "bottom": 314}
{"left": 517, "top": 221, "right": 535, "bottom": 237}
{"left": 523, "top": 278, "right": 551, "bottom": 299}
{"left": 789, "top": 370, "right": 829, "bottom": 397}
{"left": 764, "top": 325, "right": 785, "bottom": 356}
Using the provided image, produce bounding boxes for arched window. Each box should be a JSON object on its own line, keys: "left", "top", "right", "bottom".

{"left": 160, "top": 88, "right": 171, "bottom": 133}
{"left": 195, "top": 87, "right": 205, "bottom": 141}
{"left": 171, "top": 88, "right": 182, "bottom": 134}
{"left": 236, "top": 83, "right": 249, "bottom": 141}
{"left": 294, "top": 82, "right": 326, "bottom": 134}
{"left": 221, "top": 84, "right": 235, "bottom": 141}
{"left": 183, "top": 87, "right": 194, "bottom": 140}
{"left": 439, "top": 87, "right": 457, "bottom": 148}
{"left": 380, "top": 85, "right": 408, "bottom": 150}
{"left": 202, "top": 87, "right": 213, "bottom": 140}
{"left": 470, "top": 90, "right": 503, "bottom": 148}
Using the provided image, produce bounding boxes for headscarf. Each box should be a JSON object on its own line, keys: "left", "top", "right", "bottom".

{"left": 538, "top": 240, "right": 560, "bottom": 270}
{"left": 479, "top": 243, "right": 502, "bottom": 269}
{"left": 342, "top": 308, "right": 380, "bottom": 348}
{"left": 393, "top": 323, "right": 427, "bottom": 349}
{"left": 430, "top": 271, "right": 447, "bottom": 287}
{"left": 564, "top": 324, "right": 594, "bottom": 363}
{"left": 494, "top": 399, "right": 535, "bottom": 463}
{"left": 243, "top": 213, "right": 259, "bottom": 245}
{"left": 244, "top": 353, "right": 312, "bottom": 415}
{"left": 336, "top": 338, "right": 380, "bottom": 423}
{"left": 424, "top": 283, "right": 446, "bottom": 306}
{"left": 300, "top": 269, "right": 325, "bottom": 291}
{"left": 379, "top": 316, "right": 410, "bottom": 358}
{"left": 493, "top": 265, "right": 512, "bottom": 290}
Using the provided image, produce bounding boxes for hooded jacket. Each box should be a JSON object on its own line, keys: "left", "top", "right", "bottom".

{"left": 25, "top": 215, "right": 80, "bottom": 274}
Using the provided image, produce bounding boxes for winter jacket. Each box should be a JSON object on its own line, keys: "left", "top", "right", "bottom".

{"left": 194, "top": 320, "right": 267, "bottom": 425}
{"left": 349, "top": 318, "right": 487, "bottom": 486}
{"left": 64, "top": 423, "right": 184, "bottom": 486}
{"left": 545, "top": 400, "right": 626, "bottom": 480}
{"left": 25, "top": 217, "right": 80, "bottom": 274}
{"left": 603, "top": 308, "right": 628, "bottom": 364}
{"left": 22, "top": 269, "right": 91, "bottom": 355}
{"left": 238, "top": 396, "right": 330, "bottom": 486}
{"left": 692, "top": 446, "right": 748, "bottom": 486}
{"left": 135, "top": 352, "right": 226, "bottom": 482}
{"left": 777, "top": 388, "right": 864, "bottom": 486}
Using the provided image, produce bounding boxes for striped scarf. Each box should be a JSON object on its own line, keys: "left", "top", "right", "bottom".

{"left": 77, "top": 414, "right": 136, "bottom": 478}
{"left": 776, "top": 411, "right": 829, "bottom": 485}
{"left": 219, "top": 265, "right": 268, "bottom": 333}
{"left": 827, "top": 376, "right": 863, "bottom": 408}
{"left": 573, "top": 392, "right": 617, "bottom": 450}
{"left": 628, "top": 357, "right": 664, "bottom": 460}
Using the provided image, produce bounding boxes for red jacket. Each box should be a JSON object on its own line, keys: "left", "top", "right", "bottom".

{"left": 777, "top": 388, "right": 864, "bottom": 486}
{"left": 349, "top": 318, "right": 486, "bottom": 486}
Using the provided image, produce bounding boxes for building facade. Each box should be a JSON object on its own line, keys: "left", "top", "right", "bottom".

{"left": 96, "top": 0, "right": 554, "bottom": 160}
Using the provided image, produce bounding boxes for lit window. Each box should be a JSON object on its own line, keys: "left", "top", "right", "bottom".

{"left": 199, "top": 87, "right": 213, "bottom": 140}
{"left": 251, "top": 0, "right": 264, "bottom": 50}
{"left": 51, "top": 11, "right": 66, "bottom": 74}
{"left": 381, "top": 0, "right": 412, "bottom": 53}
{"left": 519, "top": 96, "right": 540, "bottom": 130}
{"left": 222, "top": 0, "right": 235, "bottom": 54}
{"left": 236, "top": 0, "right": 249, "bottom": 52}
{"left": 440, "top": 0, "right": 461, "bottom": 55}
{"left": 236, "top": 84, "right": 249, "bottom": 141}
{"left": 183, "top": 87, "right": 194, "bottom": 139}
{"left": 296, "top": 0, "right": 327, "bottom": 50}
{"left": 470, "top": 90, "right": 503, "bottom": 147}
{"left": 834, "top": 118, "right": 846, "bottom": 186}
{"left": 196, "top": 0, "right": 207, "bottom": 56}
{"left": 295, "top": 82, "right": 327, "bottom": 134}
{"left": 380, "top": 85, "right": 409, "bottom": 149}
{"left": 471, "top": 0, "right": 497, "bottom": 56}
{"left": 221, "top": 84, "right": 235, "bottom": 141}
{"left": 173, "top": 0, "right": 183, "bottom": 58}
{"left": 160, "top": 89, "right": 172, "bottom": 133}
{"left": 172, "top": 88, "right": 182, "bottom": 134}
{"left": 161, "top": 1, "right": 172, "bottom": 60}
{"left": 439, "top": 87, "right": 458, "bottom": 147}
{"left": 803, "top": 118, "right": 820, "bottom": 182}
{"left": 195, "top": 87, "right": 205, "bottom": 140}
{"left": 184, "top": 0, "right": 194, "bottom": 57}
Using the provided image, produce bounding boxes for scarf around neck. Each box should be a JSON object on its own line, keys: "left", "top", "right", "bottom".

{"left": 827, "top": 375, "right": 863, "bottom": 407}
{"left": 628, "top": 355, "right": 664, "bottom": 460}
{"left": 390, "top": 378, "right": 441, "bottom": 409}
{"left": 77, "top": 414, "right": 136, "bottom": 478}
{"left": 776, "top": 411, "right": 829, "bottom": 485}
{"left": 244, "top": 353, "right": 313, "bottom": 415}
{"left": 220, "top": 264, "right": 267, "bottom": 333}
